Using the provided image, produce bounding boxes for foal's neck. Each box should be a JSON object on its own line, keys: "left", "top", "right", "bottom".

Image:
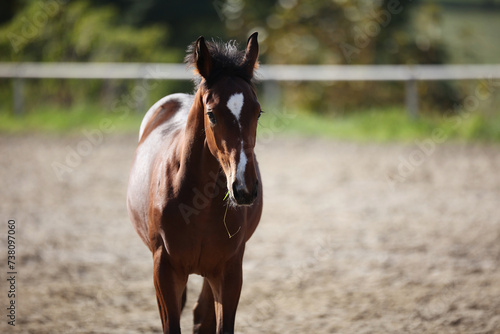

{"left": 179, "top": 89, "right": 221, "bottom": 185}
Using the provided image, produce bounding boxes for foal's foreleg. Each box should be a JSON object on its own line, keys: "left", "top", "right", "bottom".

{"left": 153, "top": 246, "right": 187, "bottom": 334}
{"left": 211, "top": 255, "right": 244, "bottom": 334}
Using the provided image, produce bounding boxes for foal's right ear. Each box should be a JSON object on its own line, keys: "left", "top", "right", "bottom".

{"left": 242, "top": 32, "right": 259, "bottom": 79}
{"left": 194, "top": 36, "right": 212, "bottom": 79}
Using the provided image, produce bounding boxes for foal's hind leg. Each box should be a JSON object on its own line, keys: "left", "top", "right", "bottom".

{"left": 153, "top": 246, "right": 187, "bottom": 334}
{"left": 193, "top": 278, "right": 216, "bottom": 334}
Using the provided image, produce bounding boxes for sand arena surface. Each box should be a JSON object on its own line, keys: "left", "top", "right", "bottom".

{"left": 1, "top": 134, "right": 499, "bottom": 333}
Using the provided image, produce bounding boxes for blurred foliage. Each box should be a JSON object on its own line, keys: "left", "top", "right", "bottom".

{"left": 0, "top": 0, "right": 498, "bottom": 116}
{"left": 85, "top": 0, "right": 226, "bottom": 49}
{"left": 0, "top": 0, "right": 184, "bottom": 111}
{"left": 0, "top": 0, "right": 179, "bottom": 62}
{"left": 223, "top": 0, "right": 461, "bottom": 113}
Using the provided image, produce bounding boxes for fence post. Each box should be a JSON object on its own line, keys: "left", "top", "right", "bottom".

{"left": 136, "top": 78, "right": 147, "bottom": 114}
{"left": 13, "top": 77, "right": 25, "bottom": 116}
{"left": 405, "top": 78, "right": 419, "bottom": 119}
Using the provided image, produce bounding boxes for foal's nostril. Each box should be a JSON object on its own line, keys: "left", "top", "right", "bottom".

{"left": 252, "top": 180, "right": 259, "bottom": 198}
{"left": 232, "top": 180, "right": 258, "bottom": 205}
{"left": 232, "top": 181, "right": 240, "bottom": 201}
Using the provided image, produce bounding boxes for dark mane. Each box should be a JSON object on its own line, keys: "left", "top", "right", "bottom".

{"left": 185, "top": 38, "right": 256, "bottom": 89}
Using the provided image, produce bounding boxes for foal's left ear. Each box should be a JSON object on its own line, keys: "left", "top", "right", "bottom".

{"left": 242, "top": 32, "right": 259, "bottom": 78}
{"left": 194, "top": 36, "right": 212, "bottom": 79}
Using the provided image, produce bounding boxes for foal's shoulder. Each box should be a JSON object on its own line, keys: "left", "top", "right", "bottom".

{"left": 139, "top": 93, "right": 194, "bottom": 142}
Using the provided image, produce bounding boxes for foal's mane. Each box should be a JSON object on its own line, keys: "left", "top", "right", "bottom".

{"left": 185, "top": 38, "right": 256, "bottom": 90}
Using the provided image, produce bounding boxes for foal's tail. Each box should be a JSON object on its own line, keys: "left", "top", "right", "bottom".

{"left": 181, "top": 286, "right": 187, "bottom": 312}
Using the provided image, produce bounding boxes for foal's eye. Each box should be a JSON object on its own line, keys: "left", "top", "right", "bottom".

{"left": 258, "top": 110, "right": 264, "bottom": 120}
{"left": 206, "top": 111, "right": 217, "bottom": 125}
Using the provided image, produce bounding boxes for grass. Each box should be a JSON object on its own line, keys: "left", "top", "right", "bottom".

{"left": 1, "top": 104, "right": 500, "bottom": 143}
{"left": 0, "top": 104, "right": 144, "bottom": 134}
{"left": 258, "top": 107, "right": 500, "bottom": 143}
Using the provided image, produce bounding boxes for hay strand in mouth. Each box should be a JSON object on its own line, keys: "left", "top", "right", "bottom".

{"left": 223, "top": 191, "right": 241, "bottom": 238}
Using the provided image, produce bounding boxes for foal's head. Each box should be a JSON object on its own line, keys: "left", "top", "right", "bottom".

{"left": 186, "top": 33, "right": 262, "bottom": 206}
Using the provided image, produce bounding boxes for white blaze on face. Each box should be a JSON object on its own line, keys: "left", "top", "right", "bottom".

{"left": 227, "top": 92, "right": 244, "bottom": 121}
{"left": 226, "top": 92, "right": 248, "bottom": 191}
{"left": 236, "top": 140, "right": 248, "bottom": 189}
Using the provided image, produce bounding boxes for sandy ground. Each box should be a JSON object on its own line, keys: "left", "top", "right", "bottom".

{"left": 1, "top": 133, "right": 499, "bottom": 334}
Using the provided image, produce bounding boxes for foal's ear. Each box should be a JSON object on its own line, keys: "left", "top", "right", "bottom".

{"left": 194, "top": 36, "right": 212, "bottom": 79}
{"left": 242, "top": 32, "right": 259, "bottom": 78}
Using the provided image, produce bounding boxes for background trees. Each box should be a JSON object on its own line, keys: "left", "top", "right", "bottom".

{"left": 1, "top": 0, "right": 499, "bottom": 114}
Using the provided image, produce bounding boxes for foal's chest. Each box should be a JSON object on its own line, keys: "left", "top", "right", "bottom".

{"left": 160, "top": 205, "right": 247, "bottom": 274}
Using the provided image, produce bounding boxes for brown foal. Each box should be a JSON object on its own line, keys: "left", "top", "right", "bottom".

{"left": 127, "top": 33, "right": 263, "bottom": 333}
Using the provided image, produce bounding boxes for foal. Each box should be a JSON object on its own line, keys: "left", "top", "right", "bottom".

{"left": 127, "top": 33, "right": 263, "bottom": 333}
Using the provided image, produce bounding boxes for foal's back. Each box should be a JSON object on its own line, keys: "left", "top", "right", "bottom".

{"left": 127, "top": 93, "right": 193, "bottom": 247}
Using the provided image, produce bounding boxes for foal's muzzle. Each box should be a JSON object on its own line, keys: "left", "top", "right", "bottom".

{"left": 232, "top": 179, "right": 259, "bottom": 206}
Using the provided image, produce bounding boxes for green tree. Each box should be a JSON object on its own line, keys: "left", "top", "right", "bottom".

{"left": 0, "top": 0, "right": 178, "bottom": 62}
{"left": 223, "top": 0, "right": 458, "bottom": 112}
{"left": 0, "top": 0, "right": 183, "bottom": 110}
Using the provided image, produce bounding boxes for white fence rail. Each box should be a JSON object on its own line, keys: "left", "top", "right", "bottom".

{"left": 2, "top": 63, "right": 500, "bottom": 117}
